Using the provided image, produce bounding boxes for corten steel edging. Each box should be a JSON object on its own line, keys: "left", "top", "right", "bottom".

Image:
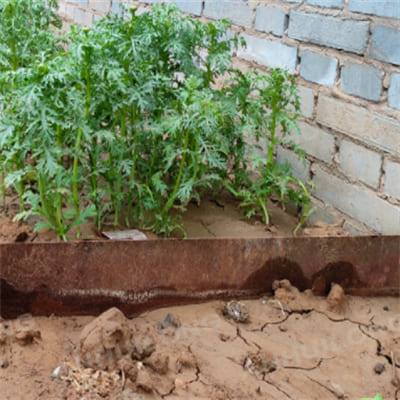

{"left": 0, "top": 236, "right": 399, "bottom": 318}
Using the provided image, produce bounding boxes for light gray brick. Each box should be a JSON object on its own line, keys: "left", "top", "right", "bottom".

{"left": 349, "top": 0, "right": 400, "bottom": 20}
{"left": 288, "top": 11, "right": 369, "bottom": 54}
{"left": 166, "top": 0, "right": 203, "bottom": 16}
{"left": 388, "top": 73, "right": 400, "bottom": 110}
{"left": 89, "top": 0, "right": 110, "bottom": 13}
{"left": 277, "top": 147, "right": 311, "bottom": 184}
{"left": 204, "top": 1, "right": 253, "bottom": 28}
{"left": 300, "top": 50, "right": 338, "bottom": 87}
{"left": 307, "top": 0, "right": 344, "bottom": 9}
{"left": 370, "top": 25, "right": 400, "bottom": 66}
{"left": 298, "top": 85, "right": 314, "bottom": 119}
{"left": 340, "top": 64, "right": 383, "bottom": 102}
{"left": 339, "top": 140, "right": 382, "bottom": 188}
{"left": 255, "top": 6, "right": 287, "bottom": 37}
{"left": 384, "top": 160, "right": 400, "bottom": 200}
{"left": 313, "top": 167, "right": 400, "bottom": 234}
{"left": 74, "top": 8, "right": 93, "bottom": 25}
{"left": 294, "top": 121, "right": 335, "bottom": 163}
{"left": 237, "top": 34, "right": 297, "bottom": 74}
{"left": 111, "top": 0, "right": 124, "bottom": 16}
{"left": 342, "top": 219, "right": 372, "bottom": 235}
{"left": 316, "top": 95, "right": 400, "bottom": 156}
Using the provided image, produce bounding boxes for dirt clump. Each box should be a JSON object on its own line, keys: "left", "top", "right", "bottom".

{"left": 0, "top": 218, "right": 33, "bottom": 242}
{"left": 79, "top": 307, "right": 132, "bottom": 370}
{"left": 326, "top": 283, "right": 347, "bottom": 313}
{"left": 303, "top": 220, "right": 350, "bottom": 236}
{"left": 15, "top": 328, "right": 41, "bottom": 345}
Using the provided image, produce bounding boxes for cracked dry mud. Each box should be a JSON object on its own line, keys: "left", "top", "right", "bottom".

{"left": 1, "top": 282, "right": 399, "bottom": 400}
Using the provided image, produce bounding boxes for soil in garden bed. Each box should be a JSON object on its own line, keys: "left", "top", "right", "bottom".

{"left": 0, "top": 191, "right": 347, "bottom": 242}
{"left": 1, "top": 282, "right": 398, "bottom": 400}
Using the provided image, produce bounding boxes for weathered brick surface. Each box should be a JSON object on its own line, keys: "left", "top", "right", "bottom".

{"left": 339, "top": 140, "right": 382, "bottom": 188}
{"left": 384, "top": 160, "right": 400, "bottom": 200}
{"left": 388, "top": 73, "right": 400, "bottom": 110}
{"left": 294, "top": 122, "right": 335, "bottom": 163}
{"left": 204, "top": 1, "right": 253, "bottom": 28}
{"left": 316, "top": 95, "right": 400, "bottom": 156}
{"left": 255, "top": 6, "right": 287, "bottom": 37}
{"left": 277, "top": 147, "right": 311, "bottom": 184}
{"left": 111, "top": 0, "right": 123, "bottom": 16}
{"left": 370, "top": 25, "right": 400, "bottom": 66}
{"left": 288, "top": 11, "right": 369, "bottom": 54}
{"left": 340, "top": 64, "right": 383, "bottom": 102}
{"left": 89, "top": 0, "right": 110, "bottom": 13}
{"left": 167, "top": 0, "right": 203, "bottom": 16}
{"left": 298, "top": 86, "right": 314, "bottom": 119}
{"left": 74, "top": 7, "right": 93, "bottom": 25}
{"left": 349, "top": 0, "right": 400, "bottom": 20}
{"left": 313, "top": 167, "right": 400, "bottom": 234}
{"left": 300, "top": 50, "right": 338, "bottom": 87}
{"left": 307, "top": 0, "right": 344, "bottom": 8}
{"left": 237, "top": 35, "right": 298, "bottom": 74}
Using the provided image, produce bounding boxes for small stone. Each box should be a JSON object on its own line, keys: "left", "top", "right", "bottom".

{"left": 223, "top": 301, "right": 249, "bottom": 323}
{"left": 374, "top": 362, "right": 385, "bottom": 374}
{"left": 383, "top": 306, "right": 389, "bottom": 311}
{"left": 51, "top": 362, "right": 70, "bottom": 380}
{"left": 157, "top": 313, "right": 181, "bottom": 330}
{"left": 1, "top": 359, "right": 9, "bottom": 369}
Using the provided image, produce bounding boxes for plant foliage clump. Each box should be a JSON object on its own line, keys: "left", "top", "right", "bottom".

{"left": 0, "top": 1, "right": 313, "bottom": 240}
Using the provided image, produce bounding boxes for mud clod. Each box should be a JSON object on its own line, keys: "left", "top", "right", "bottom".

{"left": 245, "top": 351, "right": 277, "bottom": 377}
{"left": 223, "top": 300, "right": 249, "bottom": 323}
{"left": 326, "top": 283, "right": 347, "bottom": 313}
{"left": 144, "top": 350, "right": 169, "bottom": 375}
{"left": 135, "top": 366, "right": 153, "bottom": 392}
{"left": 79, "top": 307, "right": 131, "bottom": 370}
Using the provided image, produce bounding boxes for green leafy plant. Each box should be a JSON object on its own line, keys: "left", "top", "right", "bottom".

{"left": 0, "top": 2, "right": 313, "bottom": 240}
{"left": 361, "top": 394, "right": 383, "bottom": 400}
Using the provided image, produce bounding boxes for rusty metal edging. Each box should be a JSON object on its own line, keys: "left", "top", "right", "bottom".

{"left": 1, "top": 236, "right": 399, "bottom": 318}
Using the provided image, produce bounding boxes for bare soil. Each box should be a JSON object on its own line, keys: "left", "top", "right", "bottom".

{"left": 1, "top": 282, "right": 399, "bottom": 400}
{"left": 0, "top": 191, "right": 347, "bottom": 242}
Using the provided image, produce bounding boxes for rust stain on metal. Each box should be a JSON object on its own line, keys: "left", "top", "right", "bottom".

{"left": 0, "top": 236, "right": 399, "bottom": 318}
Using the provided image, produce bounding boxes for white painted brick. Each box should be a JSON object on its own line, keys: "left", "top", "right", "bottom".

{"left": 384, "top": 160, "right": 400, "bottom": 200}
{"left": 313, "top": 167, "right": 400, "bottom": 234}
{"left": 300, "top": 50, "right": 338, "bottom": 87}
{"left": 370, "top": 25, "right": 400, "bottom": 66}
{"left": 255, "top": 6, "right": 287, "bottom": 37}
{"left": 340, "top": 63, "right": 383, "bottom": 102}
{"left": 298, "top": 86, "right": 314, "bottom": 119}
{"left": 339, "top": 140, "right": 382, "bottom": 188}
{"left": 288, "top": 11, "right": 369, "bottom": 54}
{"left": 349, "top": 0, "right": 400, "bottom": 20}
{"left": 316, "top": 95, "right": 400, "bottom": 157}
{"left": 166, "top": 0, "right": 203, "bottom": 16}
{"left": 204, "top": 1, "right": 253, "bottom": 28}
{"left": 89, "top": 0, "right": 111, "bottom": 13}
{"left": 277, "top": 147, "right": 311, "bottom": 184}
{"left": 238, "top": 34, "right": 298, "bottom": 74}
{"left": 293, "top": 122, "right": 335, "bottom": 163}
{"left": 74, "top": 8, "right": 93, "bottom": 25}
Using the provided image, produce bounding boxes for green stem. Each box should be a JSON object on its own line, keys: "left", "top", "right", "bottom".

{"left": 161, "top": 128, "right": 190, "bottom": 217}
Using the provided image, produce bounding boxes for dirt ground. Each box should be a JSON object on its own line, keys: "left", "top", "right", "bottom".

{"left": 0, "top": 191, "right": 347, "bottom": 242}
{"left": 1, "top": 282, "right": 399, "bottom": 400}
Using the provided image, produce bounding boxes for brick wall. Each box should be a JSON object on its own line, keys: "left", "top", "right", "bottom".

{"left": 58, "top": 0, "right": 400, "bottom": 235}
